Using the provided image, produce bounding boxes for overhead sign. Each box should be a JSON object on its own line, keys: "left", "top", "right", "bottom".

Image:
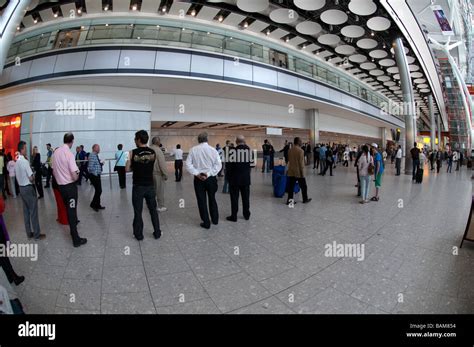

{"left": 431, "top": 5, "right": 454, "bottom": 36}
{"left": 266, "top": 128, "right": 282, "bottom": 136}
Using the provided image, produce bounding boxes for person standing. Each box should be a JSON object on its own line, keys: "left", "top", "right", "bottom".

{"left": 170, "top": 144, "right": 184, "bottom": 182}
{"left": 125, "top": 130, "right": 161, "bottom": 241}
{"left": 185, "top": 132, "right": 222, "bottom": 229}
{"left": 322, "top": 146, "right": 334, "bottom": 176}
{"left": 261, "top": 140, "right": 271, "bottom": 173}
{"left": 6, "top": 154, "right": 16, "bottom": 198}
{"left": 436, "top": 150, "right": 442, "bottom": 173}
{"left": 88, "top": 144, "right": 104, "bottom": 212}
{"left": 395, "top": 145, "right": 402, "bottom": 176}
{"left": 150, "top": 137, "right": 168, "bottom": 212}
{"left": 370, "top": 143, "right": 384, "bottom": 202}
{"left": 44, "top": 143, "right": 53, "bottom": 188}
{"left": 447, "top": 151, "right": 453, "bottom": 173}
{"left": 343, "top": 147, "right": 350, "bottom": 167}
{"left": 15, "top": 141, "right": 45, "bottom": 240}
{"left": 115, "top": 144, "right": 127, "bottom": 189}
{"left": 358, "top": 145, "right": 373, "bottom": 204}
{"left": 279, "top": 140, "right": 290, "bottom": 165}
{"left": 286, "top": 137, "right": 312, "bottom": 205}
{"left": 410, "top": 143, "right": 420, "bottom": 182}
{"left": 313, "top": 144, "right": 320, "bottom": 170}
{"left": 31, "top": 146, "right": 44, "bottom": 199}
{"left": 53, "top": 133, "right": 87, "bottom": 247}
{"left": 226, "top": 135, "right": 251, "bottom": 222}
{"left": 319, "top": 144, "right": 327, "bottom": 175}
{"left": 0, "top": 151, "right": 4, "bottom": 199}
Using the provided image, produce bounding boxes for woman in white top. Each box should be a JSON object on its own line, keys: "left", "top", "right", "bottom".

{"left": 6, "top": 153, "right": 17, "bottom": 198}
{"left": 358, "top": 145, "right": 374, "bottom": 204}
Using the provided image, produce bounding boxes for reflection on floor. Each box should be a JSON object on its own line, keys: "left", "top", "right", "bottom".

{"left": 2, "top": 161, "right": 473, "bottom": 314}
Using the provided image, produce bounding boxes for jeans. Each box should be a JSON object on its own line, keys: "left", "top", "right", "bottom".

{"left": 19, "top": 185, "right": 41, "bottom": 238}
{"left": 132, "top": 185, "right": 161, "bottom": 239}
{"left": 360, "top": 175, "right": 371, "bottom": 201}
{"left": 320, "top": 158, "right": 326, "bottom": 174}
{"left": 89, "top": 174, "right": 102, "bottom": 208}
{"left": 262, "top": 155, "right": 270, "bottom": 172}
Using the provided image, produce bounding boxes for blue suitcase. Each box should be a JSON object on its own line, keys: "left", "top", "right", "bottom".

{"left": 273, "top": 174, "right": 287, "bottom": 198}
{"left": 272, "top": 165, "right": 286, "bottom": 186}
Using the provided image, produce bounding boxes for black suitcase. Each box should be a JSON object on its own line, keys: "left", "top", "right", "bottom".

{"left": 416, "top": 169, "right": 423, "bottom": 183}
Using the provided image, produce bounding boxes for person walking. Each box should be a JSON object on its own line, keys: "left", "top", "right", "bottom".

{"left": 436, "top": 150, "right": 442, "bottom": 173}
{"left": 150, "top": 136, "right": 168, "bottom": 212}
{"left": 358, "top": 145, "right": 373, "bottom": 204}
{"left": 410, "top": 143, "right": 420, "bottom": 181}
{"left": 185, "top": 132, "right": 222, "bottom": 229}
{"left": 31, "top": 146, "right": 44, "bottom": 199}
{"left": 52, "top": 133, "right": 87, "bottom": 248}
{"left": 226, "top": 135, "right": 251, "bottom": 222}
{"left": 15, "top": 141, "right": 45, "bottom": 241}
{"left": 319, "top": 144, "right": 327, "bottom": 175}
{"left": 447, "top": 152, "right": 453, "bottom": 173}
{"left": 44, "top": 143, "right": 53, "bottom": 188}
{"left": 126, "top": 130, "right": 162, "bottom": 241}
{"left": 88, "top": 144, "right": 105, "bottom": 212}
{"left": 170, "top": 144, "right": 184, "bottom": 182}
{"left": 0, "top": 197, "right": 25, "bottom": 286}
{"left": 370, "top": 143, "right": 384, "bottom": 202}
{"left": 115, "top": 144, "right": 127, "bottom": 189}
{"left": 286, "top": 137, "right": 312, "bottom": 205}
{"left": 279, "top": 140, "right": 290, "bottom": 165}
{"left": 395, "top": 145, "right": 402, "bottom": 176}
{"left": 322, "top": 147, "right": 334, "bottom": 176}
{"left": 313, "top": 144, "right": 320, "bottom": 170}
{"left": 52, "top": 164, "right": 68, "bottom": 226}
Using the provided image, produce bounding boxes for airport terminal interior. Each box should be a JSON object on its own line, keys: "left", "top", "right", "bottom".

{"left": 0, "top": 0, "right": 473, "bottom": 315}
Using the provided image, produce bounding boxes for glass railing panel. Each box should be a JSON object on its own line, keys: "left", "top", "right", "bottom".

{"left": 223, "top": 37, "right": 251, "bottom": 58}
{"left": 339, "top": 78, "right": 350, "bottom": 92}
{"left": 251, "top": 44, "right": 264, "bottom": 62}
{"left": 132, "top": 25, "right": 159, "bottom": 40}
{"left": 295, "top": 58, "right": 313, "bottom": 77}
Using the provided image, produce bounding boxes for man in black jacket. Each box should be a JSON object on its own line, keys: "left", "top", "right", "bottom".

{"left": 226, "top": 135, "right": 251, "bottom": 222}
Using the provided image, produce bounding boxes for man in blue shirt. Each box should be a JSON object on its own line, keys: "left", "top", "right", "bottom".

{"left": 88, "top": 144, "right": 104, "bottom": 212}
{"left": 318, "top": 144, "right": 327, "bottom": 175}
{"left": 371, "top": 143, "right": 384, "bottom": 202}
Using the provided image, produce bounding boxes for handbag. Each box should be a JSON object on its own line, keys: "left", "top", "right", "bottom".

{"left": 367, "top": 155, "right": 375, "bottom": 175}
{"left": 114, "top": 151, "right": 125, "bottom": 171}
{"left": 41, "top": 163, "right": 49, "bottom": 177}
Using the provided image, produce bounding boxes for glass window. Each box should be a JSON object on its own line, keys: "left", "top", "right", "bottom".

{"left": 251, "top": 43, "right": 264, "bottom": 62}
{"left": 295, "top": 59, "right": 312, "bottom": 77}
{"left": 224, "top": 37, "right": 251, "bottom": 58}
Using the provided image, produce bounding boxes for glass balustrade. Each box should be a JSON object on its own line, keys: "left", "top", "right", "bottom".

{"left": 6, "top": 23, "right": 396, "bottom": 119}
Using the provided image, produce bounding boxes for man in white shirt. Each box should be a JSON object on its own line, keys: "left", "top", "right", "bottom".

{"left": 171, "top": 144, "right": 184, "bottom": 182}
{"left": 15, "top": 141, "right": 45, "bottom": 240}
{"left": 395, "top": 145, "right": 403, "bottom": 176}
{"left": 185, "top": 132, "right": 222, "bottom": 229}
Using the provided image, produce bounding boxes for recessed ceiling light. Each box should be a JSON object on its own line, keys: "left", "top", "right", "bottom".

{"left": 132, "top": 4, "right": 137, "bottom": 11}
{"left": 191, "top": 9, "right": 196, "bottom": 16}
{"left": 104, "top": 5, "right": 109, "bottom": 11}
{"left": 16, "top": 26, "right": 20, "bottom": 31}
{"left": 156, "top": 25, "right": 160, "bottom": 28}
{"left": 77, "top": 8, "right": 82, "bottom": 14}
{"left": 105, "top": 23, "right": 109, "bottom": 26}
{"left": 33, "top": 19, "right": 38, "bottom": 24}
{"left": 243, "top": 22, "right": 248, "bottom": 28}
{"left": 162, "top": 6, "right": 167, "bottom": 13}
{"left": 285, "top": 37, "right": 290, "bottom": 42}
{"left": 53, "top": 12, "right": 58, "bottom": 18}
{"left": 218, "top": 15, "right": 224, "bottom": 22}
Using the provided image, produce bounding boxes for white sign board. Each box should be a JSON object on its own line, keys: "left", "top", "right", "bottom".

{"left": 266, "top": 128, "right": 282, "bottom": 135}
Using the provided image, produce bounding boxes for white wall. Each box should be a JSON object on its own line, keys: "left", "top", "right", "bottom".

{"left": 151, "top": 94, "right": 308, "bottom": 129}
{"left": 318, "top": 113, "right": 380, "bottom": 139}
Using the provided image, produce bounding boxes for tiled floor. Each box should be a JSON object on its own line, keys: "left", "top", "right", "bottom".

{"left": 2, "top": 161, "right": 473, "bottom": 314}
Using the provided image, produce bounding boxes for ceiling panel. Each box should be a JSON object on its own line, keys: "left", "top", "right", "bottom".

{"left": 196, "top": 6, "right": 220, "bottom": 21}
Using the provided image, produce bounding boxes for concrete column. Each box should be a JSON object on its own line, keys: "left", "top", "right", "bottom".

{"left": 428, "top": 95, "right": 436, "bottom": 150}
{"left": 0, "top": 0, "right": 33, "bottom": 75}
{"left": 380, "top": 127, "right": 387, "bottom": 148}
{"left": 437, "top": 112, "right": 442, "bottom": 150}
{"left": 307, "top": 109, "right": 320, "bottom": 146}
{"left": 393, "top": 37, "right": 416, "bottom": 175}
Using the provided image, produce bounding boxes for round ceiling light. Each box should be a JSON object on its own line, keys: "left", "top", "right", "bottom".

{"left": 349, "top": 54, "right": 367, "bottom": 63}
{"left": 387, "top": 67, "right": 399, "bottom": 73}
{"left": 357, "top": 38, "right": 378, "bottom": 49}
{"left": 294, "top": 0, "right": 326, "bottom": 11}
{"left": 269, "top": 8, "right": 299, "bottom": 23}
{"left": 417, "top": 84, "right": 429, "bottom": 89}
{"left": 389, "top": 86, "right": 401, "bottom": 90}
{"left": 409, "top": 65, "right": 420, "bottom": 72}
{"left": 296, "top": 21, "right": 322, "bottom": 35}
{"left": 335, "top": 45, "right": 356, "bottom": 55}
{"left": 369, "top": 50, "right": 388, "bottom": 59}
{"left": 348, "top": 0, "right": 377, "bottom": 16}
{"left": 341, "top": 25, "right": 365, "bottom": 38}
{"left": 379, "top": 59, "right": 396, "bottom": 67}
{"left": 377, "top": 76, "right": 391, "bottom": 82}
{"left": 360, "top": 62, "right": 377, "bottom": 70}
{"left": 393, "top": 74, "right": 400, "bottom": 80}
{"left": 236, "top": 0, "right": 269, "bottom": 12}
{"left": 320, "top": 9, "right": 348, "bottom": 25}
{"left": 406, "top": 56, "right": 416, "bottom": 64}
{"left": 414, "top": 78, "right": 426, "bottom": 84}
{"left": 390, "top": 46, "right": 409, "bottom": 54}
{"left": 420, "top": 89, "right": 431, "bottom": 93}
{"left": 384, "top": 81, "right": 397, "bottom": 87}
{"left": 369, "top": 69, "right": 384, "bottom": 76}
{"left": 318, "top": 34, "right": 340, "bottom": 46}
{"left": 367, "top": 17, "right": 391, "bottom": 31}
{"left": 411, "top": 72, "right": 423, "bottom": 78}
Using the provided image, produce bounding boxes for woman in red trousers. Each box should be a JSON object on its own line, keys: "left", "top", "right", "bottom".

{"left": 52, "top": 170, "right": 68, "bottom": 225}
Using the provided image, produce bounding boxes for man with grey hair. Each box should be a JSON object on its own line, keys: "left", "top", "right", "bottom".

{"left": 186, "top": 132, "right": 222, "bottom": 229}
{"left": 226, "top": 135, "right": 252, "bottom": 222}
{"left": 150, "top": 136, "right": 168, "bottom": 212}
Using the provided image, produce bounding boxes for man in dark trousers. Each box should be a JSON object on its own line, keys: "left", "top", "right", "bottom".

{"left": 226, "top": 135, "right": 251, "bottom": 222}
{"left": 286, "top": 137, "right": 312, "bottom": 205}
{"left": 279, "top": 140, "right": 290, "bottom": 165}
{"left": 410, "top": 143, "right": 420, "bottom": 181}
{"left": 313, "top": 144, "right": 320, "bottom": 170}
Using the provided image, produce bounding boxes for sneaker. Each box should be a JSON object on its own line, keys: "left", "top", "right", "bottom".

{"left": 157, "top": 207, "right": 167, "bottom": 212}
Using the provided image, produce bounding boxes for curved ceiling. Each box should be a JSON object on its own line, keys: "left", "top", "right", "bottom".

{"left": 12, "top": 0, "right": 439, "bottom": 126}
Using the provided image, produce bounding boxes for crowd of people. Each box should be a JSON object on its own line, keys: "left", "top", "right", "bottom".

{"left": 0, "top": 131, "right": 470, "bottom": 314}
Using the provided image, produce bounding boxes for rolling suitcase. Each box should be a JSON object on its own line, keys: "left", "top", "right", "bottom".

{"left": 272, "top": 165, "right": 286, "bottom": 186}
{"left": 416, "top": 169, "right": 423, "bottom": 183}
{"left": 273, "top": 174, "right": 287, "bottom": 198}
